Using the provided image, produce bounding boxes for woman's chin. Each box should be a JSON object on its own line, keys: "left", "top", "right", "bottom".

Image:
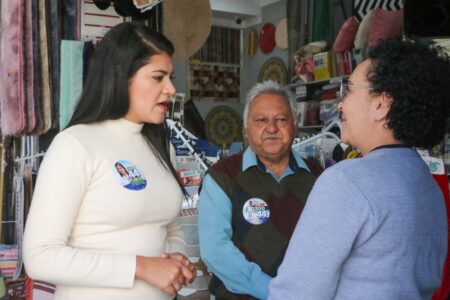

{"left": 147, "top": 114, "right": 166, "bottom": 125}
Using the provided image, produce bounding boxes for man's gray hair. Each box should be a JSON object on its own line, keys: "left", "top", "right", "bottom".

{"left": 243, "top": 80, "right": 297, "bottom": 128}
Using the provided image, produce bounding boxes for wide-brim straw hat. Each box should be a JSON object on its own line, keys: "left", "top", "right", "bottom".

{"left": 163, "top": 0, "right": 211, "bottom": 62}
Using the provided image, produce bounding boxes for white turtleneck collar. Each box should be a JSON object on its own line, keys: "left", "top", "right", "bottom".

{"left": 101, "top": 118, "right": 144, "bottom": 134}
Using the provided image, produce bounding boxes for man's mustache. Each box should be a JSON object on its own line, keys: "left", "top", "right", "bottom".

{"left": 262, "top": 134, "right": 282, "bottom": 140}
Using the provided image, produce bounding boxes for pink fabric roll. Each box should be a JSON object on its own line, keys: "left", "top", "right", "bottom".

{"left": 0, "top": 1, "right": 26, "bottom": 135}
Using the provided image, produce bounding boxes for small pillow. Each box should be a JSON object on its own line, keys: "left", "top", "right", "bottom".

{"left": 333, "top": 16, "right": 360, "bottom": 52}
{"left": 368, "top": 8, "right": 404, "bottom": 48}
{"left": 354, "top": 10, "right": 374, "bottom": 49}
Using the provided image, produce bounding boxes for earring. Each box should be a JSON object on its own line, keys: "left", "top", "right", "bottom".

{"left": 383, "top": 123, "right": 389, "bottom": 129}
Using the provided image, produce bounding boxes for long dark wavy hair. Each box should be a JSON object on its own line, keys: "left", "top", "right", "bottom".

{"left": 68, "top": 22, "right": 185, "bottom": 195}
{"left": 367, "top": 38, "right": 450, "bottom": 149}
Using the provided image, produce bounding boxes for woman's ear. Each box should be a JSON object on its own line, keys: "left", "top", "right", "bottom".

{"left": 373, "top": 92, "right": 392, "bottom": 122}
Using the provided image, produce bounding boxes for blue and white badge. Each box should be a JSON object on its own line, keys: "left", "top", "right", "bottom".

{"left": 242, "top": 198, "right": 270, "bottom": 225}
{"left": 113, "top": 160, "right": 147, "bottom": 191}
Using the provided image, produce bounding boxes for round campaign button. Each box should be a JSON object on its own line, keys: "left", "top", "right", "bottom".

{"left": 242, "top": 198, "right": 270, "bottom": 225}
{"left": 113, "top": 160, "right": 147, "bottom": 191}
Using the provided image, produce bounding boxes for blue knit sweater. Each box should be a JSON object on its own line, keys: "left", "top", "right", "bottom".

{"left": 269, "top": 147, "right": 447, "bottom": 300}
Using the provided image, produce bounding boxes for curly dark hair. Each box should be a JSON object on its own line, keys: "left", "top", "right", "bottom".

{"left": 366, "top": 38, "right": 450, "bottom": 149}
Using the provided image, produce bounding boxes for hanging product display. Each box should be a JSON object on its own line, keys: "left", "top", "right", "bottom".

{"left": 245, "top": 28, "right": 258, "bottom": 56}
{"left": 353, "top": 0, "right": 403, "bottom": 21}
{"left": 275, "top": 18, "right": 288, "bottom": 49}
{"left": 258, "top": 57, "right": 288, "bottom": 84}
{"left": 165, "top": 119, "right": 210, "bottom": 171}
{"left": 258, "top": 22, "right": 276, "bottom": 54}
{"left": 204, "top": 106, "right": 242, "bottom": 148}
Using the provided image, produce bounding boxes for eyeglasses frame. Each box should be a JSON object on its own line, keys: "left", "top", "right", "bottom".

{"left": 339, "top": 80, "right": 374, "bottom": 102}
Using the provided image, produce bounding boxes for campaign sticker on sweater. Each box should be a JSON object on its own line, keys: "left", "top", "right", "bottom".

{"left": 113, "top": 160, "right": 147, "bottom": 191}
{"left": 242, "top": 198, "right": 270, "bottom": 225}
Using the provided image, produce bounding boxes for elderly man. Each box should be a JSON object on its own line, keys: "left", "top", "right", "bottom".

{"left": 198, "top": 80, "right": 322, "bottom": 300}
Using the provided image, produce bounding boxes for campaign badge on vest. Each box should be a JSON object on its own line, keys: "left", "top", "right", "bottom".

{"left": 113, "top": 160, "right": 147, "bottom": 191}
{"left": 242, "top": 198, "right": 270, "bottom": 225}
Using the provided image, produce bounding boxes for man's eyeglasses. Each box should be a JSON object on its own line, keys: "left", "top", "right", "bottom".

{"left": 339, "top": 80, "right": 373, "bottom": 102}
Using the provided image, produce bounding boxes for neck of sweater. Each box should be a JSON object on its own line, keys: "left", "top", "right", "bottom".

{"left": 102, "top": 118, "right": 144, "bottom": 135}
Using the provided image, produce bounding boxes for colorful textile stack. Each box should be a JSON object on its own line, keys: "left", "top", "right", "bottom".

{"left": 0, "top": 245, "right": 18, "bottom": 279}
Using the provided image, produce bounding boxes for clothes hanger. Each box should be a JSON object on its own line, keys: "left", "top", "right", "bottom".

{"left": 293, "top": 120, "right": 341, "bottom": 148}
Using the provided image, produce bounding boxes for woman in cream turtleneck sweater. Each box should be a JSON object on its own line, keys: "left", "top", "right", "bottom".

{"left": 23, "top": 22, "right": 195, "bottom": 300}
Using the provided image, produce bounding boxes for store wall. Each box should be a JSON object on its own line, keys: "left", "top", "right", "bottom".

{"left": 172, "top": 0, "right": 288, "bottom": 121}
{"left": 241, "top": 0, "right": 288, "bottom": 95}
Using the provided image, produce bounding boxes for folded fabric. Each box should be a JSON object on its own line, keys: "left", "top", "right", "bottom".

{"left": 0, "top": 245, "right": 18, "bottom": 278}
{"left": 49, "top": 0, "right": 61, "bottom": 131}
{"left": 312, "top": 0, "right": 331, "bottom": 45}
{"left": 24, "top": 0, "right": 36, "bottom": 133}
{"left": 59, "top": 40, "right": 84, "bottom": 130}
{"left": 31, "top": 0, "right": 44, "bottom": 134}
{"left": 0, "top": 1, "right": 26, "bottom": 135}
{"left": 39, "top": 0, "right": 53, "bottom": 133}
{"left": 368, "top": 8, "right": 404, "bottom": 48}
{"left": 333, "top": 16, "right": 359, "bottom": 52}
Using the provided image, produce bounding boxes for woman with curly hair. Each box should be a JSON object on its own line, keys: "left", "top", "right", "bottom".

{"left": 270, "top": 38, "right": 450, "bottom": 300}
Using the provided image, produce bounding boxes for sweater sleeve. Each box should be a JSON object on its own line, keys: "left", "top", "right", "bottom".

{"left": 269, "top": 168, "right": 372, "bottom": 300}
{"left": 198, "top": 175, "right": 271, "bottom": 300}
{"left": 166, "top": 215, "right": 187, "bottom": 255}
{"left": 167, "top": 143, "right": 188, "bottom": 255}
{"left": 23, "top": 132, "right": 136, "bottom": 288}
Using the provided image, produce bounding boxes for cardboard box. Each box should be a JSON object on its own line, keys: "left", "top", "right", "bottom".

{"left": 313, "top": 52, "right": 334, "bottom": 81}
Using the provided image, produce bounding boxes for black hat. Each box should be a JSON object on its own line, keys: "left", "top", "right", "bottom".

{"left": 93, "top": 0, "right": 111, "bottom": 10}
{"left": 113, "top": 0, "right": 141, "bottom": 17}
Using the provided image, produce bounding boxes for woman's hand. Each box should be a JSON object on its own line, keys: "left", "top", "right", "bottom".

{"left": 160, "top": 252, "right": 196, "bottom": 285}
{"left": 135, "top": 255, "right": 193, "bottom": 296}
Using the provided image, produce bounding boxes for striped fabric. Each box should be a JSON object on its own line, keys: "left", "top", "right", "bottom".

{"left": 353, "top": 0, "right": 404, "bottom": 21}
{"left": 0, "top": 245, "right": 18, "bottom": 278}
{"left": 32, "top": 280, "right": 56, "bottom": 299}
{"left": 25, "top": 275, "right": 56, "bottom": 300}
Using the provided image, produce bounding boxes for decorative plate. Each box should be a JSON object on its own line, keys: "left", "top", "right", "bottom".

{"left": 205, "top": 106, "right": 242, "bottom": 147}
{"left": 258, "top": 57, "right": 288, "bottom": 84}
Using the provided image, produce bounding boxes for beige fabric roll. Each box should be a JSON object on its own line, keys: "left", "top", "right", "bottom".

{"left": 38, "top": 0, "right": 52, "bottom": 133}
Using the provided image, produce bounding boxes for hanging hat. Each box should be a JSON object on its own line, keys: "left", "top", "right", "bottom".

{"left": 163, "top": 0, "right": 211, "bottom": 62}
{"left": 245, "top": 28, "right": 257, "bottom": 56}
{"left": 258, "top": 23, "right": 276, "bottom": 54}
{"left": 113, "top": 0, "right": 154, "bottom": 17}
{"left": 113, "top": 0, "right": 141, "bottom": 17}
{"left": 275, "top": 18, "right": 288, "bottom": 49}
{"left": 93, "top": 0, "right": 111, "bottom": 10}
